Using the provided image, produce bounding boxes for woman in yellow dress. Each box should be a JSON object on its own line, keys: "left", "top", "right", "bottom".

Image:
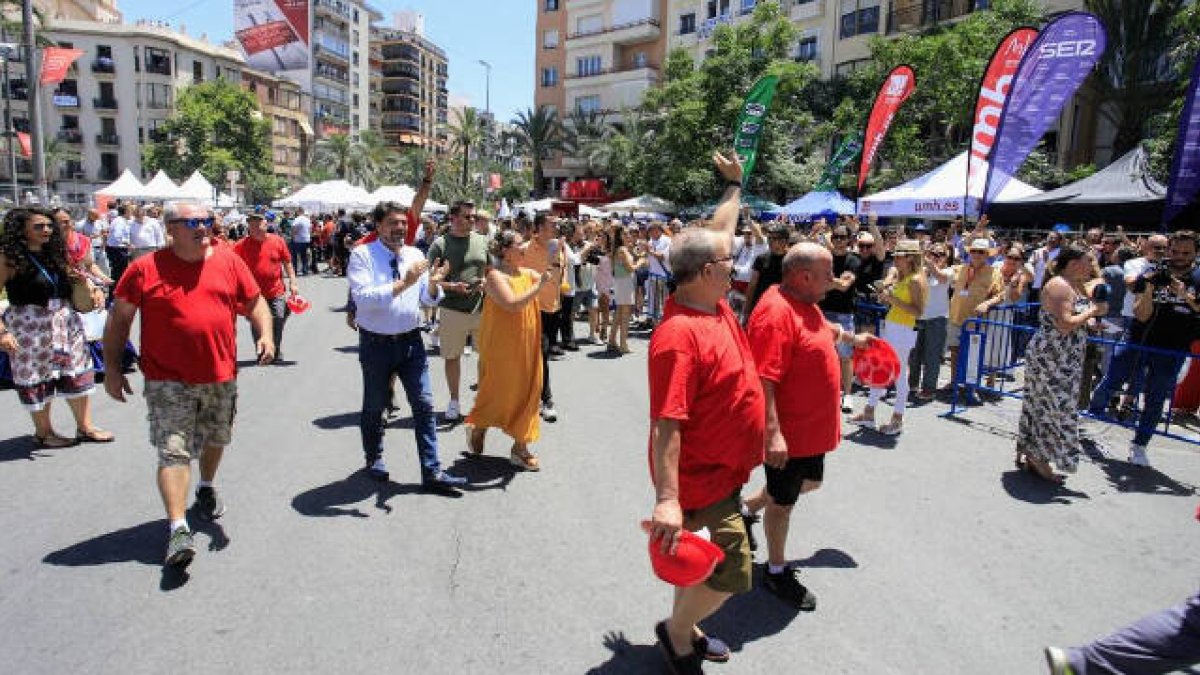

{"left": 466, "top": 230, "right": 552, "bottom": 471}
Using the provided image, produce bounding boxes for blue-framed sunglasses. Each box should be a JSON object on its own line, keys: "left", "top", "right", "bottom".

{"left": 168, "top": 217, "right": 215, "bottom": 229}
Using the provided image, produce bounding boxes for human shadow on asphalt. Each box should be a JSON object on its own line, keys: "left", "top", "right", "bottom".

{"left": 584, "top": 630, "right": 662, "bottom": 674}
{"left": 1000, "top": 469, "right": 1089, "bottom": 504}
{"left": 586, "top": 350, "right": 625, "bottom": 360}
{"left": 844, "top": 428, "right": 899, "bottom": 449}
{"left": 791, "top": 547, "right": 858, "bottom": 569}
{"left": 312, "top": 411, "right": 430, "bottom": 432}
{"left": 700, "top": 566, "right": 802, "bottom": 651}
{"left": 445, "top": 453, "right": 517, "bottom": 491}
{"left": 291, "top": 470, "right": 425, "bottom": 517}
{"left": 1093, "top": 458, "right": 1197, "bottom": 496}
{"left": 0, "top": 435, "right": 42, "bottom": 463}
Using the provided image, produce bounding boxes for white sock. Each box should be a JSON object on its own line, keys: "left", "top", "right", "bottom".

{"left": 768, "top": 563, "right": 786, "bottom": 575}
{"left": 169, "top": 518, "right": 189, "bottom": 534}
{"left": 198, "top": 480, "right": 213, "bottom": 489}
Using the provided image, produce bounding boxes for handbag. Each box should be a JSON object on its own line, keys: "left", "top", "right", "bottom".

{"left": 70, "top": 276, "right": 97, "bottom": 313}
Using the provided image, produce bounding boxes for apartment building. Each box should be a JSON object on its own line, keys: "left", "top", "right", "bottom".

{"left": 311, "top": 0, "right": 381, "bottom": 138}
{"left": 32, "top": 0, "right": 121, "bottom": 23}
{"left": 243, "top": 69, "right": 314, "bottom": 190}
{"left": 535, "top": 0, "right": 669, "bottom": 191}
{"left": 371, "top": 14, "right": 449, "bottom": 153}
{"left": 0, "top": 19, "right": 246, "bottom": 202}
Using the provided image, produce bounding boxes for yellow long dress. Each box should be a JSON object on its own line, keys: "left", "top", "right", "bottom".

{"left": 466, "top": 270, "right": 543, "bottom": 443}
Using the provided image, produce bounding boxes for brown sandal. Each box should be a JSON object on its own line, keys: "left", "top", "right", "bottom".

{"left": 76, "top": 427, "right": 115, "bottom": 443}
{"left": 34, "top": 432, "right": 78, "bottom": 449}
{"left": 509, "top": 444, "right": 540, "bottom": 472}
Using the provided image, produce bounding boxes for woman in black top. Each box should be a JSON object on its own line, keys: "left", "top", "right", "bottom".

{"left": 0, "top": 208, "right": 113, "bottom": 448}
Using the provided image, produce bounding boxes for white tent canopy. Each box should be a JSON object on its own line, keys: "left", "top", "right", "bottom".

{"left": 366, "top": 184, "right": 447, "bottom": 213}
{"left": 514, "top": 197, "right": 555, "bottom": 213}
{"left": 857, "top": 152, "right": 1041, "bottom": 219}
{"left": 601, "top": 194, "right": 677, "bottom": 213}
{"left": 141, "top": 170, "right": 181, "bottom": 201}
{"left": 95, "top": 169, "right": 145, "bottom": 199}
{"left": 274, "top": 180, "right": 374, "bottom": 211}
{"left": 176, "top": 171, "right": 217, "bottom": 203}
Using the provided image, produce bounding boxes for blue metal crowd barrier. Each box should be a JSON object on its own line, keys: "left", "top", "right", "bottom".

{"left": 946, "top": 303, "right": 1199, "bottom": 446}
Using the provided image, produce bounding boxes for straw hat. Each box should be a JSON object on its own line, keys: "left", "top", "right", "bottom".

{"left": 894, "top": 239, "right": 922, "bottom": 256}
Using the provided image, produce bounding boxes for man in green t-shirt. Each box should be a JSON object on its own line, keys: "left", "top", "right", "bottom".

{"left": 427, "top": 200, "right": 490, "bottom": 422}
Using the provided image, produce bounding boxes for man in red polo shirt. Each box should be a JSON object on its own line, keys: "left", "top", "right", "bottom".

{"left": 744, "top": 242, "right": 872, "bottom": 610}
{"left": 646, "top": 152, "right": 762, "bottom": 675}
{"left": 103, "top": 202, "right": 273, "bottom": 570}
{"left": 234, "top": 211, "right": 298, "bottom": 363}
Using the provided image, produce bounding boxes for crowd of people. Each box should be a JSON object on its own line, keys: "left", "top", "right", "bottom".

{"left": 1, "top": 149, "right": 1198, "bottom": 673}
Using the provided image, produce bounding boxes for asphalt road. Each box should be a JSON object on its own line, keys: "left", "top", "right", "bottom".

{"left": 1, "top": 271, "right": 1198, "bottom": 675}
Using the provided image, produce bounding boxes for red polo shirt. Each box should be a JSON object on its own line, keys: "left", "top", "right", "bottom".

{"left": 233, "top": 233, "right": 291, "bottom": 299}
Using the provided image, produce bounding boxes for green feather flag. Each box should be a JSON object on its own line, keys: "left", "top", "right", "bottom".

{"left": 731, "top": 74, "right": 779, "bottom": 185}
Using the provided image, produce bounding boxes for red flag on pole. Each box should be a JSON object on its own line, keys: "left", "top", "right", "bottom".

{"left": 856, "top": 65, "right": 916, "bottom": 195}
{"left": 16, "top": 132, "right": 31, "bottom": 158}
{"left": 39, "top": 47, "right": 84, "bottom": 85}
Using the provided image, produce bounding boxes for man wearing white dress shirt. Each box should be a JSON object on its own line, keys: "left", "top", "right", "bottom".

{"left": 78, "top": 208, "right": 109, "bottom": 275}
{"left": 130, "top": 206, "right": 166, "bottom": 260}
{"left": 105, "top": 204, "right": 132, "bottom": 282}
{"left": 348, "top": 200, "right": 466, "bottom": 494}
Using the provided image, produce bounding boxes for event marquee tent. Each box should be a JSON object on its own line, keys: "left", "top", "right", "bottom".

{"left": 857, "top": 152, "right": 1040, "bottom": 219}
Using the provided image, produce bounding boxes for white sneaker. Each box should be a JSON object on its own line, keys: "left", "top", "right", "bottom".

{"left": 540, "top": 403, "right": 558, "bottom": 422}
{"left": 464, "top": 345, "right": 473, "bottom": 356}
{"left": 443, "top": 400, "right": 461, "bottom": 422}
{"left": 1128, "top": 443, "right": 1151, "bottom": 467}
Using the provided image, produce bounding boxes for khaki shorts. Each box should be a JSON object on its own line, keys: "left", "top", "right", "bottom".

{"left": 684, "top": 492, "right": 752, "bottom": 594}
{"left": 146, "top": 380, "right": 238, "bottom": 467}
{"left": 439, "top": 308, "right": 481, "bottom": 359}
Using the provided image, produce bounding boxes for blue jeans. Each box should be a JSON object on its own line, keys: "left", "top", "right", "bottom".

{"left": 290, "top": 242, "right": 311, "bottom": 275}
{"left": 358, "top": 329, "right": 441, "bottom": 477}
{"left": 1069, "top": 590, "right": 1200, "bottom": 674}
{"left": 1088, "top": 345, "right": 1185, "bottom": 446}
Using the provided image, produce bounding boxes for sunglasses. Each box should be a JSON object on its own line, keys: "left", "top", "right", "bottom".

{"left": 168, "top": 217, "right": 215, "bottom": 229}
{"left": 929, "top": 252, "right": 946, "bottom": 258}
{"left": 1006, "top": 255, "right": 1024, "bottom": 261}
{"left": 859, "top": 243, "right": 874, "bottom": 249}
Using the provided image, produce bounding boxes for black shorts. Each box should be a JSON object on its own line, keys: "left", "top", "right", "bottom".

{"left": 765, "top": 455, "right": 826, "bottom": 507}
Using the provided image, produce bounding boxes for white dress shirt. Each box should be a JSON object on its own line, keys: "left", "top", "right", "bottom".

{"left": 349, "top": 239, "right": 442, "bottom": 335}
{"left": 130, "top": 217, "right": 165, "bottom": 249}
{"left": 648, "top": 234, "right": 671, "bottom": 278}
{"left": 291, "top": 215, "right": 312, "bottom": 243}
{"left": 105, "top": 216, "right": 130, "bottom": 247}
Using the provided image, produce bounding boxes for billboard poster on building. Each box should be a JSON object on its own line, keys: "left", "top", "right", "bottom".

{"left": 234, "top": 0, "right": 309, "bottom": 73}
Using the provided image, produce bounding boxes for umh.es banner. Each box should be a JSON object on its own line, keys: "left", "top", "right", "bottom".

{"left": 982, "top": 12, "right": 1106, "bottom": 212}
{"left": 1164, "top": 53, "right": 1200, "bottom": 226}
{"left": 857, "top": 65, "right": 916, "bottom": 195}
{"left": 234, "top": 0, "right": 309, "bottom": 73}
{"left": 38, "top": 47, "right": 83, "bottom": 85}
{"left": 963, "top": 27, "right": 1038, "bottom": 217}
{"left": 815, "top": 132, "right": 862, "bottom": 192}
{"left": 732, "top": 75, "right": 779, "bottom": 184}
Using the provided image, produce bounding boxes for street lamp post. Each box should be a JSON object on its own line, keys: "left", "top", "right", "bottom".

{"left": 477, "top": 59, "right": 491, "bottom": 119}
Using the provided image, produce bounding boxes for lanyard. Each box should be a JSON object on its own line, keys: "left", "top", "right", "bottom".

{"left": 27, "top": 253, "right": 59, "bottom": 288}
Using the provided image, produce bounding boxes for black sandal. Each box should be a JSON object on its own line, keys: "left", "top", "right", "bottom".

{"left": 655, "top": 621, "right": 704, "bottom": 674}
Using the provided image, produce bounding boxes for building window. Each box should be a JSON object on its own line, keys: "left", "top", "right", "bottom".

{"left": 840, "top": 0, "right": 880, "bottom": 39}
{"left": 679, "top": 13, "right": 696, "bottom": 34}
{"left": 541, "top": 67, "right": 558, "bottom": 87}
{"left": 144, "top": 47, "right": 171, "bottom": 75}
{"left": 543, "top": 29, "right": 559, "bottom": 49}
{"left": 192, "top": 60, "right": 203, "bottom": 84}
{"left": 576, "top": 55, "right": 602, "bottom": 77}
{"left": 575, "top": 95, "right": 601, "bottom": 114}
{"left": 740, "top": 0, "right": 757, "bottom": 14}
{"left": 544, "top": 0, "right": 559, "bottom": 10}
{"left": 834, "top": 58, "right": 870, "bottom": 77}
{"left": 706, "top": 0, "right": 731, "bottom": 19}
{"left": 796, "top": 36, "right": 818, "bottom": 61}
{"left": 576, "top": 14, "right": 603, "bottom": 35}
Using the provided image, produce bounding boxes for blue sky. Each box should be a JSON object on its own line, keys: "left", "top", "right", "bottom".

{"left": 117, "top": 0, "right": 536, "bottom": 121}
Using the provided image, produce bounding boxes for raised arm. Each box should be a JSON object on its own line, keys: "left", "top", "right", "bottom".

{"left": 710, "top": 151, "right": 744, "bottom": 238}
{"left": 411, "top": 159, "right": 436, "bottom": 216}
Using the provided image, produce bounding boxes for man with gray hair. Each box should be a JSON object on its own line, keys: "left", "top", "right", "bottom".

{"left": 104, "top": 202, "right": 274, "bottom": 570}
{"left": 646, "top": 151, "right": 762, "bottom": 673}
{"left": 742, "top": 242, "right": 872, "bottom": 609}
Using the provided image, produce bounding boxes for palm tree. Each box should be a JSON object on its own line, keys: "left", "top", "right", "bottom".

{"left": 563, "top": 110, "right": 614, "bottom": 177}
{"left": 315, "top": 133, "right": 354, "bottom": 180}
{"left": 510, "top": 105, "right": 566, "bottom": 197}
{"left": 348, "top": 130, "right": 397, "bottom": 190}
{"left": 1086, "top": 0, "right": 1186, "bottom": 157}
{"left": 448, "top": 107, "right": 485, "bottom": 187}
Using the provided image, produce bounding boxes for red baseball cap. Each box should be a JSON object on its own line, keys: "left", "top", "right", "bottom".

{"left": 645, "top": 524, "right": 725, "bottom": 587}
{"left": 853, "top": 337, "right": 900, "bottom": 389}
{"left": 286, "top": 294, "right": 312, "bottom": 314}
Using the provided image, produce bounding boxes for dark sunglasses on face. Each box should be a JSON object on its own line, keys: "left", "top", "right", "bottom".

{"left": 930, "top": 252, "right": 946, "bottom": 258}
{"left": 859, "top": 243, "right": 874, "bottom": 249}
{"left": 169, "top": 217, "right": 214, "bottom": 229}
{"left": 707, "top": 255, "right": 734, "bottom": 266}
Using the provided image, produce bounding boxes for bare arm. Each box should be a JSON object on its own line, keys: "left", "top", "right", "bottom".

{"left": 762, "top": 379, "right": 786, "bottom": 469}
{"left": 710, "top": 151, "right": 743, "bottom": 238}
{"left": 245, "top": 295, "right": 275, "bottom": 364}
{"left": 410, "top": 159, "right": 435, "bottom": 216}
{"left": 483, "top": 268, "right": 544, "bottom": 312}
{"left": 1044, "top": 279, "right": 1105, "bottom": 334}
{"left": 867, "top": 216, "right": 886, "bottom": 261}
{"left": 648, "top": 418, "right": 684, "bottom": 554}
{"left": 102, "top": 299, "right": 138, "bottom": 401}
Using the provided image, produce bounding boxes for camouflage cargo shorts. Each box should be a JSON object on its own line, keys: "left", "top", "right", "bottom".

{"left": 145, "top": 380, "right": 238, "bottom": 467}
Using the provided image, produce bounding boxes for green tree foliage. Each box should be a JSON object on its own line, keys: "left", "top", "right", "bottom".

{"left": 509, "top": 105, "right": 566, "bottom": 197}
{"left": 142, "top": 79, "right": 272, "bottom": 202}
{"left": 448, "top": 107, "right": 485, "bottom": 187}
{"left": 1146, "top": 2, "right": 1200, "bottom": 181}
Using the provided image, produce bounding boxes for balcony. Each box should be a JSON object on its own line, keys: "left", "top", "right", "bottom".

{"left": 565, "top": 62, "right": 660, "bottom": 82}
{"left": 96, "top": 133, "right": 120, "bottom": 145}
{"left": 887, "top": 0, "right": 979, "bottom": 34}
{"left": 91, "top": 59, "right": 115, "bottom": 75}
{"left": 93, "top": 97, "right": 118, "bottom": 110}
{"left": 790, "top": 0, "right": 823, "bottom": 21}
{"left": 56, "top": 129, "right": 83, "bottom": 143}
{"left": 382, "top": 81, "right": 420, "bottom": 95}
{"left": 144, "top": 58, "right": 171, "bottom": 76}
{"left": 382, "top": 64, "right": 419, "bottom": 79}
{"left": 8, "top": 83, "right": 27, "bottom": 100}
{"left": 314, "top": 44, "right": 349, "bottom": 65}
{"left": 148, "top": 129, "right": 169, "bottom": 142}
{"left": 697, "top": 14, "right": 734, "bottom": 38}
{"left": 567, "top": 17, "right": 660, "bottom": 47}
{"left": 315, "top": 0, "right": 352, "bottom": 20}
{"left": 382, "top": 120, "right": 421, "bottom": 132}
